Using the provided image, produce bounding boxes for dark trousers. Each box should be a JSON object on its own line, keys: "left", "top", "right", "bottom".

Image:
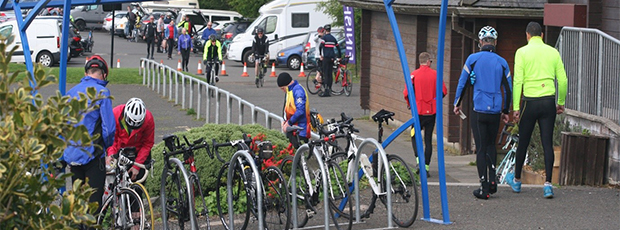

{"left": 180, "top": 48, "right": 190, "bottom": 71}
{"left": 287, "top": 131, "right": 309, "bottom": 149}
{"left": 515, "top": 96, "right": 557, "bottom": 182}
{"left": 166, "top": 38, "right": 174, "bottom": 58}
{"left": 156, "top": 32, "right": 163, "bottom": 51}
{"left": 146, "top": 37, "right": 155, "bottom": 58}
{"left": 71, "top": 156, "right": 106, "bottom": 215}
{"left": 470, "top": 111, "right": 501, "bottom": 182}
{"left": 411, "top": 114, "right": 435, "bottom": 166}
{"left": 205, "top": 61, "right": 219, "bottom": 84}
{"left": 322, "top": 57, "right": 334, "bottom": 92}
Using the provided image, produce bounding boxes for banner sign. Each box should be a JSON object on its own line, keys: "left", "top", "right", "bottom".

{"left": 343, "top": 6, "right": 356, "bottom": 64}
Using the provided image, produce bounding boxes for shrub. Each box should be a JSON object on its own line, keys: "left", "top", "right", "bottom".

{"left": 0, "top": 39, "right": 101, "bottom": 228}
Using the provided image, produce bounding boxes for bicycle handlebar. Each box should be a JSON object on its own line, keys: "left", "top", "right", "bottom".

{"left": 162, "top": 135, "right": 210, "bottom": 159}
{"left": 111, "top": 147, "right": 152, "bottom": 184}
{"left": 211, "top": 134, "right": 252, "bottom": 163}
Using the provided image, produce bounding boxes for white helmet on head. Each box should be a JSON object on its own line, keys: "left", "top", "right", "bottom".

{"left": 478, "top": 26, "right": 498, "bottom": 40}
{"left": 124, "top": 98, "right": 146, "bottom": 129}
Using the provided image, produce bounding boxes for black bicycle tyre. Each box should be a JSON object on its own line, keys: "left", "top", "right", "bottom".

{"left": 98, "top": 188, "right": 145, "bottom": 230}
{"left": 326, "top": 157, "right": 353, "bottom": 230}
{"left": 344, "top": 70, "right": 353, "bottom": 97}
{"left": 379, "top": 154, "right": 419, "bottom": 227}
{"left": 262, "top": 166, "right": 291, "bottom": 230}
{"left": 330, "top": 69, "right": 345, "bottom": 96}
{"left": 216, "top": 162, "right": 250, "bottom": 230}
{"left": 306, "top": 69, "right": 321, "bottom": 95}
{"left": 160, "top": 159, "right": 192, "bottom": 230}
{"left": 278, "top": 155, "right": 309, "bottom": 228}
{"left": 190, "top": 174, "right": 211, "bottom": 229}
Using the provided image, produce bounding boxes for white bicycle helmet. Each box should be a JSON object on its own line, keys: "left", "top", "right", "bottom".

{"left": 478, "top": 26, "right": 498, "bottom": 40}
{"left": 124, "top": 98, "right": 146, "bottom": 129}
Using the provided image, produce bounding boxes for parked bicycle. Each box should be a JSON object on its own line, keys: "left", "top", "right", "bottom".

{"left": 328, "top": 110, "right": 419, "bottom": 227}
{"left": 160, "top": 135, "right": 213, "bottom": 230}
{"left": 279, "top": 123, "right": 352, "bottom": 230}
{"left": 306, "top": 56, "right": 352, "bottom": 96}
{"left": 98, "top": 147, "right": 147, "bottom": 230}
{"left": 213, "top": 134, "right": 290, "bottom": 230}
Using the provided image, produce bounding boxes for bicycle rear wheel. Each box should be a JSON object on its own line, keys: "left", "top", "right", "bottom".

{"left": 326, "top": 157, "right": 353, "bottom": 229}
{"left": 161, "top": 159, "right": 193, "bottom": 230}
{"left": 131, "top": 183, "right": 154, "bottom": 230}
{"left": 262, "top": 166, "right": 290, "bottom": 230}
{"left": 216, "top": 162, "right": 250, "bottom": 230}
{"left": 344, "top": 70, "right": 352, "bottom": 96}
{"left": 98, "top": 188, "right": 146, "bottom": 230}
{"left": 330, "top": 70, "right": 345, "bottom": 96}
{"left": 306, "top": 69, "right": 321, "bottom": 95}
{"left": 379, "top": 155, "right": 419, "bottom": 227}
{"left": 278, "top": 155, "right": 309, "bottom": 228}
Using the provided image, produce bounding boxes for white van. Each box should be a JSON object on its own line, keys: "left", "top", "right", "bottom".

{"left": 175, "top": 9, "right": 242, "bottom": 27}
{"left": 141, "top": 0, "right": 200, "bottom": 9}
{"left": 227, "top": 0, "right": 332, "bottom": 64}
{"left": 0, "top": 17, "right": 67, "bottom": 67}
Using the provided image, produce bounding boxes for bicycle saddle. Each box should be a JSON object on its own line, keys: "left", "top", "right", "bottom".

{"left": 285, "top": 125, "right": 304, "bottom": 133}
{"left": 372, "top": 109, "right": 395, "bottom": 124}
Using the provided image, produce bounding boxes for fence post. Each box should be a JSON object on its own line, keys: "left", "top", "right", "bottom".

{"left": 162, "top": 68, "right": 167, "bottom": 98}
{"left": 577, "top": 31, "right": 583, "bottom": 112}
{"left": 182, "top": 75, "right": 186, "bottom": 109}
{"left": 227, "top": 93, "right": 232, "bottom": 124}
{"left": 169, "top": 69, "right": 173, "bottom": 101}
{"left": 189, "top": 78, "right": 194, "bottom": 110}
{"left": 238, "top": 101, "right": 243, "bottom": 125}
{"left": 215, "top": 90, "right": 220, "bottom": 124}
{"left": 197, "top": 82, "right": 202, "bottom": 119}
{"left": 206, "top": 85, "right": 211, "bottom": 124}
{"left": 175, "top": 72, "right": 179, "bottom": 105}
{"left": 597, "top": 35, "right": 603, "bottom": 116}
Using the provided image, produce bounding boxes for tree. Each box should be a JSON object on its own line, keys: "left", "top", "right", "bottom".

{"left": 227, "top": 0, "right": 271, "bottom": 18}
{"left": 199, "top": 0, "right": 230, "bottom": 10}
{"left": 0, "top": 38, "right": 100, "bottom": 229}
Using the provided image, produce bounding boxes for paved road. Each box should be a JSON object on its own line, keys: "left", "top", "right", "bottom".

{"left": 56, "top": 31, "right": 620, "bottom": 229}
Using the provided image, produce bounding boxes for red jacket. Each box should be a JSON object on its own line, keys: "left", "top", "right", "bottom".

{"left": 403, "top": 65, "right": 447, "bottom": 115}
{"left": 107, "top": 105, "right": 155, "bottom": 170}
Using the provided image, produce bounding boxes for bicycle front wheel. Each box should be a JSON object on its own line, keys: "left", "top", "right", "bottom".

{"left": 330, "top": 70, "right": 345, "bottom": 96}
{"left": 306, "top": 69, "right": 321, "bottom": 95}
{"left": 326, "top": 156, "right": 353, "bottom": 229}
{"left": 379, "top": 154, "right": 419, "bottom": 227}
{"left": 216, "top": 162, "right": 250, "bottom": 230}
{"left": 161, "top": 158, "right": 192, "bottom": 230}
{"left": 98, "top": 188, "right": 146, "bottom": 230}
{"left": 130, "top": 183, "right": 154, "bottom": 230}
{"left": 262, "top": 166, "right": 290, "bottom": 230}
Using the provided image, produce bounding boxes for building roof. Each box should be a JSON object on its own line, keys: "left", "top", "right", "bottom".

{"left": 339, "top": 0, "right": 545, "bottom": 18}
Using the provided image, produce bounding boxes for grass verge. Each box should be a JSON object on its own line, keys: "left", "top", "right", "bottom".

{"left": 9, "top": 63, "right": 143, "bottom": 84}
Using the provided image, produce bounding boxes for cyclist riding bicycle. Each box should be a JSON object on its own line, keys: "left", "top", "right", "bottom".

{"left": 252, "top": 27, "right": 269, "bottom": 81}
{"left": 278, "top": 72, "right": 311, "bottom": 148}
{"left": 203, "top": 34, "right": 222, "bottom": 85}
{"left": 106, "top": 97, "right": 154, "bottom": 182}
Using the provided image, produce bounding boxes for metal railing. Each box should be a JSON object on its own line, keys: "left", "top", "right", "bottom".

{"left": 556, "top": 26, "right": 620, "bottom": 124}
{"left": 139, "top": 58, "right": 284, "bottom": 129}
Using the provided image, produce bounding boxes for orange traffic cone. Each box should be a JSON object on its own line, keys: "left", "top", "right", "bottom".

{"left": 269, "top": 62, "right": 277, "bottom": 77}
{"left": 241, "top": 62, "right": 249, "bottom": 77}
{"left": 160, "top": 60, "right": 164, "bottom": 70}
{"left": 298, "top": 63, "right": 306, "bottom": 77}
{"left": 116, "top": 59, "right": 120, "bottom": 68}
{"left": 197, "top": 61, "right": 203, "bottom": 74}
{"left": 220, "top": 61, "right": 228, "bottom": 76}
{"left": 85, "top": 57, "right": 88, "bottom": 65}
{"left": 177, "top": 60, "right": 182, "bottom": 71}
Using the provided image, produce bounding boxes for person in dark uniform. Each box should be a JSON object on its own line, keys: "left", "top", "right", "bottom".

{"left": 143, "top": 15, "right": 157, "bottom": 59}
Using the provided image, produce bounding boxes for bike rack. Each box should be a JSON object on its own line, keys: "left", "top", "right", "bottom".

{"left": 160, "top": 158, "right": 198, "bottom": 230}
{"left": 227, "top": 150, "right": 264, "bottom": 230}
{"left": 352, "top": 138, "right": 396, "bottom": 229}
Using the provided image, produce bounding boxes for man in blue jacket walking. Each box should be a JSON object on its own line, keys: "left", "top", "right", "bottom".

{"left": 64, "top": 55, "right": 116, "bottom": 217}
{"left": 453, "top": 26, "right": 512, "bottom": 199}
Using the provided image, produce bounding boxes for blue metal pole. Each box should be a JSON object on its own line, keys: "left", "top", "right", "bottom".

{"left": 436, "top": 0, "right": 451, "bottom": 224}
{"left": 59, "top": 0, "right": 72, "bottom": 95}
{"left": 381, "top": 0, "right": 430, "bottom": 220}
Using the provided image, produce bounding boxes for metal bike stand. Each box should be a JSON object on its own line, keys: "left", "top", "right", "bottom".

{"left": 291, "top": 144, "right": 332, "bottom": 230}
{"left": 353, "top": 138, "right": 395, "bottom": 229}
{"left": 161, "top": 158, "right": 198, "bottom": 230}
{"left": 227, "top": 150, "right": 264, "bottom": 230}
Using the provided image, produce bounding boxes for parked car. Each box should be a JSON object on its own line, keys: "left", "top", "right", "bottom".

{"left": 276, "top": 40, "right": 305, "bottom": 70}
{"left": 220, "top": 21, "right": 252, "bottom": 40}
{"left": 103, "top": 11, "right": 128, "bottom": 37}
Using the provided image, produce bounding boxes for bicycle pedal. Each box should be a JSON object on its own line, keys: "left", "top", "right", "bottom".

{"left": 306, "top": 209, "right": 316, "bottom": 218}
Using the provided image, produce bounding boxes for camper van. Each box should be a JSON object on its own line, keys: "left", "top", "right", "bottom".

{"left": 227, "top": 0, "right": 332, "bottom": 64}
{"left": 140, "top": 0, "right": 199, "bottom": 9}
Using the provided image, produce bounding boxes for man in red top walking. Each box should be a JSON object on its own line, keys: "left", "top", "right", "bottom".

{"left": 106, "top": 98, "right": 155, "bottom": 181}
{"left": 403, "top": 52, "right": 447, "bottom": 177}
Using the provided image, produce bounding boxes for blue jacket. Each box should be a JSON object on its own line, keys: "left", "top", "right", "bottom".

{"left": 201, "top": 27, "right": 216, "bottom": 41}
{"left": 164, "top": 24, "right": 178, "bottom": 39}
{"left": 63, "top": 76, "right": 116, "bottom": 165}
{"left": 178, "top": 34, "right": 193, "bottom": 51}
{"left": 454, "top": 46, "right": 512, "bottom": 114}
{"left": 283, "top": 80, "right": 311, "bottom": 138}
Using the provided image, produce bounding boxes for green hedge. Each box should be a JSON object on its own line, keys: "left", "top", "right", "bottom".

{"left": 145, "top": 123, "right": 292, "bottom": 197}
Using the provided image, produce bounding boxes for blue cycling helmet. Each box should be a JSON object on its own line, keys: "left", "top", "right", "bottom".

{"left": 478, "top": 26, "right": 498, "bottom": 40}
